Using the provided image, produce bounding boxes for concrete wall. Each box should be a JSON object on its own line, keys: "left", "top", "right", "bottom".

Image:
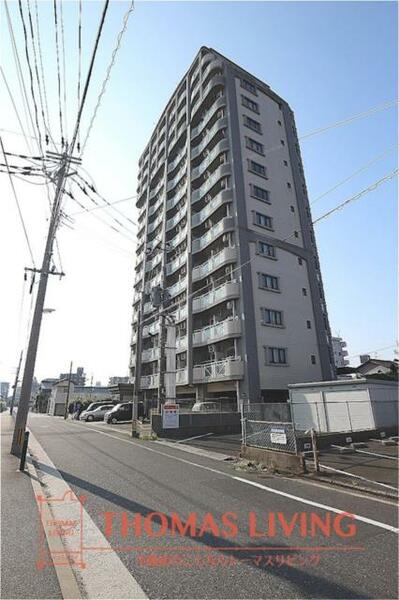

{"left": 151, "top": 411, "right": 241, "bottom": 438}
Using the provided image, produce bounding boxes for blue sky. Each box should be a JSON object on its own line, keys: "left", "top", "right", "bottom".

{"left": 0, "top": 1, "right": 397, "bottom": 383}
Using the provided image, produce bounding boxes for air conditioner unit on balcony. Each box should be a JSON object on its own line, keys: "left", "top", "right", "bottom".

{"left": 226, "top": 301, "right": 233, "bottom": 310}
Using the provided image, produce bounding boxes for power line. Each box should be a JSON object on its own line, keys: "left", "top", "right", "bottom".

{"left": 33, "top": 0, "right": 51, "bottom": 134}
{"left": 312, "top": 168, "right": 398, "bottom": 225}
{"left": 69, "top": 192, "right": 137, "bottom": 215}
{"left": 53, "top": 0, "right": 64, "bottom": 145}
{"left": 0, "top": 137, "right": 36, "bottom": 266}
{"left": 347, "top": 344, "right": 397, "bottom": 361}
{"left": 310, "top": 146, "right": 397, "bottom": 206}
{"left": 300, "top": 100, "right": 398, "bottom": 141}
{"left": 59, "top": 0, "right": 68, "bottom": 140}
{"left": 0, "top": 67, "right": 32, "bottom": 154}
{"left": 80, "top": 0, "right": 135, "bottom": 157}
{"left": 77, "top": 0, "right": 82, "bottom": 151}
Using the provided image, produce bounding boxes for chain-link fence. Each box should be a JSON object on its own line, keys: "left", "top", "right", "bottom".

{"left": 242, "top": 403, "right": 297, "bottom": 454}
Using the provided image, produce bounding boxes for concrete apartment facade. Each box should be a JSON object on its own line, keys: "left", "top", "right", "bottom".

{"left": 331, "top": 336, "right": 349, "bottom": 368}
{"left": 130, "top": 47, "right": 335, "bottom": 407}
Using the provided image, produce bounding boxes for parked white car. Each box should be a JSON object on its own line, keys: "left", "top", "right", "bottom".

{"left": 79, "top": 405, "right": 115, "bottom": 422}
{"left": 191, "top": 402, "right": 219, "bottom": 413}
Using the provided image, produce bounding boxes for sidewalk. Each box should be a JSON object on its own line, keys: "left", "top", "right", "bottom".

{"left": 1, "top": 414, "right": 62, "bottom": 599}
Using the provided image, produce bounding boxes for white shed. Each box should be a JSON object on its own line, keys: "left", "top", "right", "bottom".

{"left": 288, "top": 379, "right": 398, "bottom": 433}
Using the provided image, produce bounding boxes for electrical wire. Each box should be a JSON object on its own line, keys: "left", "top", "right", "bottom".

{"left": 59, "top": 0, "right": 68, "bottom": 140}
{"left": 0, "top": 137, "right": 36, "bottom": 266}
{"left": 53, "top": 0, "right": 64, "bottom": 145}
{"left": 310, "top": 146, "right": 397, "bottom": 206}
{"left": 0, "top": 67, "right": 32, "bottom": 154}
{"left": 77, "top": 0, "right": 82, "bottom": 151}
{"left": 34, "top": 0, "right": 51, "bottom": 133}
{"left": 80, "top": 0, "right": 135, "bottom": 157}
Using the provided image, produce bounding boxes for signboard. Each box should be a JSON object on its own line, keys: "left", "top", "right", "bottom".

{"left": 162, "top": 404, "right": 179, "bottom": 429}
{"left": 270, "top": 427, "right": 287, "bottom": 445}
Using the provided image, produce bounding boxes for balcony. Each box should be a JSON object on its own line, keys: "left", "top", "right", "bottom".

{"left": 143, "top": 301, "right": 154, "bottom": 315}
{"left": 191, "top": 163, "right": 230, "bottom": 205}
{"left": 191, "top": 74, "right": 225, "bottom": 119}
{"left": 191, "top": 117, "right": 228, "bottom": 160}
{"left": 193, "top": 281, "right": 240, "bottom": 313}
{"left": 191, "top": 189, "right": 232, "bottom": 227}
{"left": 191, "top": 139, "right": 229, "bottom": 181}
{"left": 176, "top": 368, "right": 188, "bottom": 385}
{"left": 145, "top": 252, "right": 163, "bottom": 273}
{"left": 190, "top": 96, "right": 225, "bottom": 139}
{"left": 201, "top": 58, "right": 223, "bottom": 87}
{"left": 141, "top": 347, "right": 160, "bottom": 363}
{"left": 193, "top": 317, "right": 241, "bottom": 347}
{"left": 192, "top": 216, "right": 234, "bottom": 254}
{"left": 131, "top": 330, "right": 137, "bottom": 345}
{"left": 142, "top": 320, "right": 160, "bottom": 337}
{"left": 147, "top": 212, "right": 163, "bottom": 235}
{"left": 193, "top": 358, "right": 244, "bottom": 383}
{"left": 167, "top": 277, "right": 187, "bottom": 299}
{"left": 169, "top": 303, "right": 187, "bottom": 323}
{"left": 167, "top": 147, "right": 187, "bottom": 173}
{"left": 144, "top": 273, "right": 162, "bottom": 293}
{"left": 149, "top": 180, "right": 163, "bottom": 200}
{"left": 166, "top": 205, "right": 186, "bottom": 232}
{"left": 167, "top": 164, "right": 186, "bottom": 192}
{"left": 166, "top": 184, "right": 187, "bottom": 213}
{"left": 176, "top": 336, "right": 188, "bottom": 351}
{"left": 192, "top": 246, "right": 237, "bottom": 282}
{"left": 140, "top": 374, "right": 159, "bottom": 389}
{"left": 148, "top": 194, "right": 164, "bottom": 217}
{"left": 165, "top": 252, "right": 187, "bottom": 275}
{"left": 168, "top": 225, "right": 187, "bottom": 250}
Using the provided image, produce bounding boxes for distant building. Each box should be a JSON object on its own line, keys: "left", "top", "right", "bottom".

{"left": 48, "top": 381, "right": 112, "bottom": 416}
{"left": 108, "top": 376, "right": 130, "bottom": 386}
{"left": 331, "top": 337, "right": 349, "bottom": 368}
{"left": 59, "top": 366, "right": 86, "bottom": 387}
{"left": 356, "top": 359, "right": 396, "bottom": 377}
{"left": 0, "top": 382, "right": 9, "bottom": 400}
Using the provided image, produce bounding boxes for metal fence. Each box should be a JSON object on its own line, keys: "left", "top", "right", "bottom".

{"left": 242, "top": 403, "right": 297, "bottom": 454}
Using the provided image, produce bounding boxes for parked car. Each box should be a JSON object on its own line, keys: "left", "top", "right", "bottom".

{"left": 105, "top": 403, "right": 133, "bottom": 424}
{"left": 191, "top": 401, "right": 219, "bottom": 412}
{"left": 79, "top": 405, "right": 115, "bottom": 422}
{"left": 82, "top": 401, "right": 116, "bottom": 414}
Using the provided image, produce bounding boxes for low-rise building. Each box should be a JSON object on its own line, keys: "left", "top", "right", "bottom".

{"left": 331, "top": 337, "right": 349, "bottom": 368}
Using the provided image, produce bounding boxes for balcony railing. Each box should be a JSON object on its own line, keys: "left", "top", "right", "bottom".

{"left": 166, "top": 183, "right": 187, "bottom": 212}
{"left": 190, "top": 96, "right": 226, "bottom": 139}
{"left": 165, "top": 252, "right": 187, "bottom": 275}
{"left": 192, "top": 216, "right": 234, "bottom": 254}
{"left": 192, "top": 280, "right": 239, "bottom": 313}
{"left": 167, "top": 146, "right": 187, "bottom": 173}
{"left": 144, "top": 273, "right": 162, "bottom": 293}
{"left": 193, "top": 357, "right": 244, "bottom": 383}
{"left": 140, "top": 374, "right": 159, "bottom": 389}
{"left": 148, "top": 194, "right": 164, "bottom": 217}
{"left": 149, "top": 179, "right": 164, "bottom": 200}
{"left": 141, "top": 347, "right": 160, "bottom": 363}
{"left": 191, "top": 189, "right": 232, "bottom": 228}
{"left": 142, "top": 320, "right": 160, "bottom": 337}
{"left": 190, "top": 163, "right": 230, "bottom": 205}
{"left": 145, "top": 252, "right": 163, "bottom": 273}
{"left": 176, "top": 336, "right": 188, "bottom": 351}
{"left": 167, "top": 277, "right": 187, "bottom": 299}
{"left": 167, "top": 164, "right": 186, "bottom": 192}
{"left": 191, "top": 139, "right": 229, "bottom": 181}
{"left": 167, "top": 225, "right": 187, "bottom": 250}
{"left": 176, "top": 368, "right": 188, "bottom": 385}
{"left": 166, "top": 205, "right": 186, "bottom": 232}
{"left": 193, "top": 317, "right": 241, "bottom": 346}
{"left": 191, "top": 116, "right": 227, "bottom": 160}
{"left": 191, "top": 73, "right": 225, "bottom": 119}
{"left": 169, "top": 303, "right": 187, "bottom": 323}
{"left": 147, "top": 212, "right": 163, "bottom": 235}
{"left": 192, "top": 246, "right": 237, "bottom": 281}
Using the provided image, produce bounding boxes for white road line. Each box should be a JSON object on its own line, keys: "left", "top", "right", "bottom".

{"left": 28, "top": 432, "right": 147, "bottom": 600}
{"left": 66, "top": 422, "right": 399, "bottom": 535}
{"left": 176, "top": 432, "right": 214, "bottom": 443}
{"left": 331, "top": 445, "right": 398, "bottom": 461}
{"left": 317, "top": 463, "right": 398, "bottom": 491}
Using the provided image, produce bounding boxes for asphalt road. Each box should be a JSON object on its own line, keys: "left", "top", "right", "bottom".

{"left": 11, "top": 414, "right": 399, "bottom": 599}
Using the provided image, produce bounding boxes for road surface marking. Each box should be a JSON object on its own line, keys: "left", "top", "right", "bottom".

{"left": 176, "top": 432, "right": 214, "bottom": 443}
{"left": 331, "top": 445, "right": 398, "bottom": 461}
{"left": 308, "top": 462, "right": 398, "bottom": 491}
{"left": 67, "top": 422, "right": 399, "bottom": 535}
{"left": 156, "top": 438, "right": 231, "bottom": 461}
{"left": 27, "top": 456, "right": 82, "bottom": 599}
{"left": 27, "top": 432, "right": 147, "bottom": 600}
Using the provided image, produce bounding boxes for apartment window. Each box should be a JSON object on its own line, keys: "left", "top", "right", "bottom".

{"left": 311, "top": 354, "right": 316, "bottom": 365}
{"left": 307, "top": 320, "right": 312, "bottom": 329}
{"left": 280, "top": 139, "right": 285, "bottom": 146}
{"left": 246, "top": 137, "right": 264, "bottom": 155}
{"left": 290, "top": 205, "right": 295, "bottom": 213}
{"left": 248, "top": 159, "right": 267, "bottom": 178}
{"left": 250, "top": 184, "right": 270, "bottom": 203}
{"left": 258, "top": 241, "right": 276, "bottom": 258}
{"left": 277, "top": 120, "right": 282, "bottom": 126}
{"left": 261, "top": 308, "right": 283, "bottom": 327}
{"left": 287, "top": 182, "right": 292, "bottom": 189}
{"left": 294, "top": 231, "right": 299, "bottom": 238}
{"left": 243, "top": 115, "right": 262, "bottom": 133}
{"left": 254, "top": 211, "right": 273, "bottom": 230}
{"left": 298, "top": 257, "right": 303, "bottom": 265}
{"left": 241, "top": 79, "right": 257, "bottom": 95}
{"left": 259, "top": 273, "right": 279, "bottom": 291}
{"left": 283, "top": 160, "right": 288, "bottom": 166}
{"left": 302, "top": 287, "right": 307, "bottom": 296}
{"left": 266, "top": 346, "right": 287, "bottom": 365}
{"left": 241, "top": 95, "right": 259, "bottom": 113}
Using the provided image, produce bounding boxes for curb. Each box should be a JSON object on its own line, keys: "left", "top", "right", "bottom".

{"left": 304, "top": 473, "right": 399, "bottom": 501}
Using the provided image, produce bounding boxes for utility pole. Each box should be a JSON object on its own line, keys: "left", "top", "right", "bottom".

{"left": 9, "top": 0, "right": 110, "bottom": 456}
{"left": 9, "top": 351, "right": 23, "bottom": 416}
{"left": 64, "top": 361, "right": 73, "bottom": 419}
{"left": 11, "top": 152, "right": 70, "bottom": 455}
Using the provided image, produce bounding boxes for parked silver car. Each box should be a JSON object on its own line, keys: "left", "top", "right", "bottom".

{"left": 79, "top": 405, "right": 115, "bottom": 422}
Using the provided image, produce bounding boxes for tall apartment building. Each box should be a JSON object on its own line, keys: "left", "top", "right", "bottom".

{"left": 130, "top": 47, "right": 335, "bottom": 407}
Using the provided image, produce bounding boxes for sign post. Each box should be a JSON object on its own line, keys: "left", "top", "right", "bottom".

{"left": 162, "top": 404, "right": 179, "bottom": 429}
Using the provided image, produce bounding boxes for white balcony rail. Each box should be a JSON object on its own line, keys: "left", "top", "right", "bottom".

{"left": 193, "top": 357, "right": 244, "bottom": 383}
{"left": 191, "top": 139, "right": 229, "bottom": 180}
{"left": 176, "top": 368, "right": 188, "bottom": 385}
{"left": 140, "top": 374, "right": 159, "bottom": 389}
{"left": 192, "top": 217, "right": 233, "bottom": 253}
{"left": 176, "top": 336, "right": 188, "bottom": 350}
{"left": 167, "top": 277, "right": 187, "bottom": 299}
{"left": 193, "top": 317, "right": 241, "bottom": 346}
{"left": 141, "top": 347, "right": 160, "bottom": 362}
{"left": 167, "top": 147, "right": 187, "bottom": 173}
{"left": 166, "top": 184, "right": 187, "bottom": 211}
{"left": 142, "top": 320, "right": 160, "bottom": 337}
{"left": 166, "top": 206, "right": 186, "bottom": 232}
{"left": 167, "top": 226, "right": 187, "bottom": 250}
{"left": 192, "top": 246, "right": 237, "bottom": 281}
{"left": 193, "top": 281, "right": 239, "bottom": 313}
{"left": 190, "top": 96, "right": 226, "bottom": 139}
{"left": 165, "top": 252, "right": 187, "bottom": 275}
{"left": 191, "top": 116, "right": 227, "bottom": 160}
{"left": 191, "top": 163, "right": 230, "bottom": 204}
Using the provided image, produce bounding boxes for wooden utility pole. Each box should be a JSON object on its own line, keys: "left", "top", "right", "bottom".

{"left": 64, "top": 361, "right": 73, "bottom": 419}
{"left": 9, "top": 351, "right": 23, "bottom": 416}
